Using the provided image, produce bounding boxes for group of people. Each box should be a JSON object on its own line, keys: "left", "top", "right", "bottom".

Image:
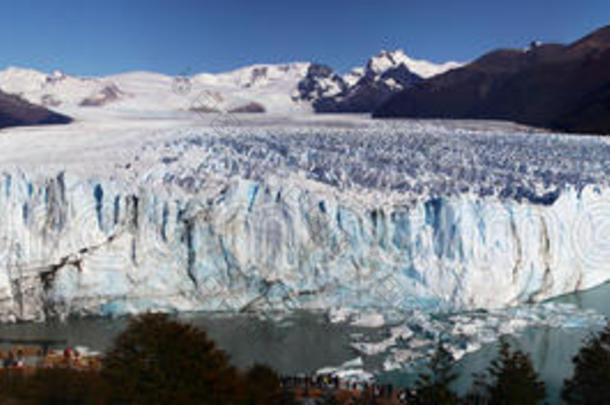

{"left": 0, "top": 346, "right": 91, "bottom": 370}
{"left": 63, "top": 348, "right": 80, "bottom": 360}
{"left": 279, "top": 373, "right": 435, "bottom": 403}
{"left": 280, "top": 374, "right": 341, "bottom": 390}
{"left": 2, "top": 350, "right": 25, "bottom": 368}
{"left": 62, "top": 347, "right": 93, "bottom": 368}
{"left": 279, "top": 373, "right": 398, "bottom": 399}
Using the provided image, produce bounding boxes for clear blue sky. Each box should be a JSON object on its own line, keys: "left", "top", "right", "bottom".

{"left": 0, "top": 0, "right": 608, "bottom": 76}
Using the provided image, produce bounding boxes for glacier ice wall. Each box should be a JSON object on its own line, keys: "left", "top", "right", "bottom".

{"left": 0, "top": 166, "right": 609, "bottom": 322}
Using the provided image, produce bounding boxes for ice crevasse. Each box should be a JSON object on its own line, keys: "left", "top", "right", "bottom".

{"left": 0, "top": 169, "right": 607, "bottom": 322}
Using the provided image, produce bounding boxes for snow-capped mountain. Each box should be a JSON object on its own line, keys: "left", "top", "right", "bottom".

{"left": 193, "top": 63, "right": 310, "bottom": 89}
{"left": 0, "top": 51, "right": 462, "bottom": 118}
{"left": 0, "top": 65, "right": 314, "bottom": 117}
{"left": 0, "top": 67, "right": 126, "bottom": 109}
{"left": 0, "top": 64, "right": 313, "bottom": 117}
{"left": 368, "top": 49, "right": 463, "bottom": 79}
{"left": 303, "top": 50, "right": 464, "bottom": 113}
{"left": 294, "top": 64, "right": 347, "bottom": 103}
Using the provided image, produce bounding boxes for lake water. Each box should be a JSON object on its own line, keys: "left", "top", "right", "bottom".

{"left": 0, "top": 282, "right": 608, "bottom": 404}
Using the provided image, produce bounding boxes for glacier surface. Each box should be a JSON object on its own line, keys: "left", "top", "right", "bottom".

{"left": 0, "top": 117, "right": 609, "bottom": 321}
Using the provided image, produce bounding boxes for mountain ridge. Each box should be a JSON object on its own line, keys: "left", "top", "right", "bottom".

{"left": 0, "top": 51, "right": 462, "bottom": 117}
{"left": 374, "top": 25, "right": 610, "bottom": 135}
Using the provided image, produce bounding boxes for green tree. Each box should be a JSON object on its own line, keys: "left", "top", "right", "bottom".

{"left": 562, "top": 325, "right": 610, "bottom": 404}
{"left": 415, "top": 342, "right": 460, "bottom": 405}
{"left": 102, "top": 313, "right": 242, "bottom": 404}
{"left": 477, "top": 338, "right": 546, "bottom": 405}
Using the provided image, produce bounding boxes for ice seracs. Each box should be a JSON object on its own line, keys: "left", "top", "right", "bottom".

{"left": 0, "top": 117, "right": 608, "bottom": 322}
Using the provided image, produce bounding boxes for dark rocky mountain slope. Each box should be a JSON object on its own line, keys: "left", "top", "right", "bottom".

{"left": 375, "top": 26, "right": 610, "bottom": 135}
{"left": 0, "top": 90, "right": 72, "bottom": 129}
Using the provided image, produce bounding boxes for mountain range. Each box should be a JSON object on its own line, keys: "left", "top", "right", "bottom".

{"left": 0, "top": 50, "right": 462, "bottom": 125}
{"left": 1, "top": 25, "right": 609, "bottom": 135}
{"left": 375, "top": 25, "right": 610, "bottom": 135}
{"left": 297, "top": 50, "right": 462, "bottom": 113}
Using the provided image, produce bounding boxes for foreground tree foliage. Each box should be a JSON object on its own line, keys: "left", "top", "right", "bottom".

{"left": 473, "top": 338, "right": 546, "bottom": 405}
{"left": 244, "top": 363, "right": 296, "bottom": 404}
{"left": 102, "top": 313, "right": 241, "bottom": 403}
{"left": 0, "top": 368, "right": 108, "bottom": 405}
{"left": 415, "top": 343, "right": 460, "bottom": 405}
{"left": 18, "top": 315, "right": 610, "bottom": 404}
{"left": 0, "top": 314, "right": 293, "bottom": 404}
{"left": 562, "top": 325, "right": 610, "bottom": 404}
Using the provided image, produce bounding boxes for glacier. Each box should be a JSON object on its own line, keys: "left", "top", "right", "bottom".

{"left": 0, "top": 118, "right": 609, "bottom": 322}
